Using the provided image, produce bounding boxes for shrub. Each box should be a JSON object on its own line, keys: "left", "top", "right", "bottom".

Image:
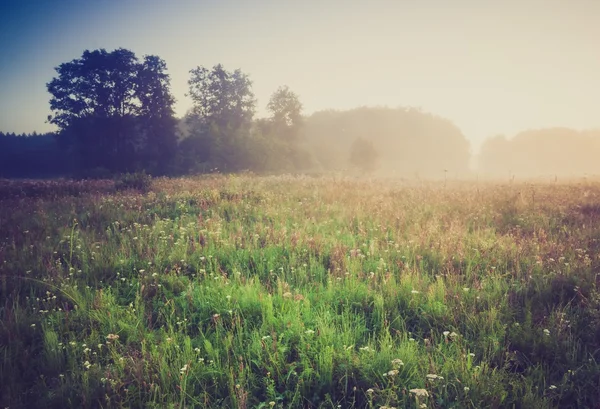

{"left": 114, "top": 171, "right": 152, "bottom": 192}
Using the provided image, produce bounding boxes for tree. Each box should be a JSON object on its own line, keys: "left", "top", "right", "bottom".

{"left": 349, "top": 137, "right": 379, "bottom": 173}
{"left": 266, "top": 85, "right": 303, "bottom": 139}
{"left": 304, "top": 107, "right": 471, "bottom": 176}
{"left": 136, "top": 55, "right": 179, "bottom": 173}
{"left": 47, "top": 48, "right": 177, "bottom": 174}
{"left": 187, "top": 64, "right": 256, "bottom": 131}
{"left": 184, "top": 65, "right": 256, "bottom": 172}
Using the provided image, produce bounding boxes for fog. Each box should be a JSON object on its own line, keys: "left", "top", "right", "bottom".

{"left": 1, "top": 0, "right": 600, "bottom": 178}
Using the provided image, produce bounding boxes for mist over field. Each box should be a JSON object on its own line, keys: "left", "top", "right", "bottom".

{"left": 1, "top": 0, "right": 600, "bottom": 180}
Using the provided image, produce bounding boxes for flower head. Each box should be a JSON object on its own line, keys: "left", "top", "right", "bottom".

{"left": 391, "top": 358, "right": 404, "bottom": 368}
{"left": 409, "top": 388, "right": 429, "bottom": 397}
{"left": 426, "top": 374, "right": 443, "bottom": 381}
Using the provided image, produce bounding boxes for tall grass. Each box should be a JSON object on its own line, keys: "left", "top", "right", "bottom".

{"left": 1, "top": 175, "right": 600, "bottom": 408}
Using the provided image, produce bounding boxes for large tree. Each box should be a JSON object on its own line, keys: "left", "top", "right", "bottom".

{"left": 266, "top": 85, "right": 303, "bottom": 138}
{"left": 47, "top": 48, "right": 177, "bottom": 174}
{"left": 184, "top": 64, "right": 256, "bottom": 172}
{"left": 187, "top": 64, "right": 256, "bottom": 131}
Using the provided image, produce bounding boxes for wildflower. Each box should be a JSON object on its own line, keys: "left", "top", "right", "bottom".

{"left": 391, "top": 358, "right": 404, "bottom": 368}
{"left": 30, "top": 323, "right": 36, "bottom": 328}
{"left": 226, "top": 295, "right": 231, "bottom": 300}
{"left": 463, "top": 288, "right": 470, "bottom": 292}
{"left": 549, "top": 385, "right": 557, "bottom": 390}
{"left": 411, "top": 290, "right": 420, "bottom": 294}
{"left": 305, "top": 329, "right": 315, "bottom": 335}
{"left": 468, "top": 353, "right": 475, "bottom": 357}
{"left": 366, "top": 388, "right": 374, "bottom": 394}
{"left": 409, "top": 388, "right": 429, "bottom": 397}
{"left": 443, "top": 331, "right": 450, "bottom": 337}
{"left": 269, "top": 402, "right": 276, "bottom": 407}
{"left": 543, "top": 329, "right": 550, "bottom": 336}
{"left": 426, "top": 374, "right": 443, "bottom": 380}
{"left": 464, "top": 386, "right": 470, "bottom": 392}
{"left": 262, "top": 335, "right": 271, "bottom": 340}
{"left": 387, "top": 369, "right": 399, "bottom": 377}
{"left": 84, "top": 360, "right": 91, "bottom": 369}
{"left": 283, "top": 292, "right": 292, "bottom": 298}
{"left": 180, "top": 364, "right": 189, "bottom": 374}
{"left": 106, "top": 334, "right": 119, "bottom": 341}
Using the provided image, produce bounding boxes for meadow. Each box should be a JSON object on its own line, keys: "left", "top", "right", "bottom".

{"left": 1, "top": 175, "right": 600, "bottom": 408}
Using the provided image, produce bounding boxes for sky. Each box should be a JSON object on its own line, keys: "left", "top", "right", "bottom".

{"left": 1, "top": 0, "right": 599, "bottom": 152}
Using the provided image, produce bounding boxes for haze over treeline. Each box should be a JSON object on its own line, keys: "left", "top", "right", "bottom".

{"left": 479, "top": 129, "right": 600, "bottom": 178}
{"left": 1, "top": 46, "right": 600, "bottom": 180}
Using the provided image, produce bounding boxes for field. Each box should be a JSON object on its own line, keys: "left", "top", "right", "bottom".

{"left": 1, "top": 175, "right": 600, "bottom": 408}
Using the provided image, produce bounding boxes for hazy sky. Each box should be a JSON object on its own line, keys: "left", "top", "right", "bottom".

{"left": 1, "top": 0, "right": 599, "bottom": 151}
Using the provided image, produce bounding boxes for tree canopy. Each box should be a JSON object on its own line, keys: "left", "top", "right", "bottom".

{"left": 187, "top": 64, "right": 256, "bottom": 131}
{"left": 46, "top": 48, "right": 178, "bottom": 174}
{"left": 303, "top": 107, "right": 471, "bottom": 177}
{"left": 1, "top": 48, "right": 480, "bottom": 179}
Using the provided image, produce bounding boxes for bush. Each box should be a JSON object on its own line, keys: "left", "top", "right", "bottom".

{"left": 114, "top": 171, "right": 152, "bottom": 192}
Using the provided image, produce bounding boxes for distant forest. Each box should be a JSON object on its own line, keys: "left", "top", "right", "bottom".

{"left": 1, "top": 47, "right": 599, "bottom": 179}
{"left": 479, "top": 128, "right": 600, "bottom": 178}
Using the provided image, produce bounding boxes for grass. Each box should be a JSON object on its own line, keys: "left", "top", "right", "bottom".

{"left": 1, "top": 174, "right": 600, "bottom": 408}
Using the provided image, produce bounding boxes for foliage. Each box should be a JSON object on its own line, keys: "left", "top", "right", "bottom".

{"left": 0, "top": 131, "right": 70, "bottom": 178}
{"left": 349, "top": 137, "right": 379, "bottom": 173}
{"left": 4, "top": 52, "right": 475, "bottom": 179}
{"left": 47, "top": 48, "right": 178, "bottom": 174}
{"left": 2, "top": 176, "right": 600, "bottom": 408}
{"left": 181, "top": 76, "right": 314, "bottom": 175}
{"left": 187, "top": 64, "right": 256, "bottom": 132}
{"left": 266, "top": 85, "right": 304, "bottom": 140}
{"left": 304, "top": 107, "right": 471, "bottom": 176}
{"left": 114, "top": 171, "right": 153, "bottom": 192}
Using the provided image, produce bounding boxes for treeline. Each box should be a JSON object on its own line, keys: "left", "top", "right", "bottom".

{"left": 479, "top": 128, "right": 600, "bottom": 178}
{"left": 0, "top": 132, "right": 69, "bottom": 178}
{"left": 3, "top": 47, "right": 600, "bottom": 180}
{"left": 0, "top": 47, "right": 477, "bottom": 179}
{"left": 304, "top": 107, "right": 471, "bottom": 177}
